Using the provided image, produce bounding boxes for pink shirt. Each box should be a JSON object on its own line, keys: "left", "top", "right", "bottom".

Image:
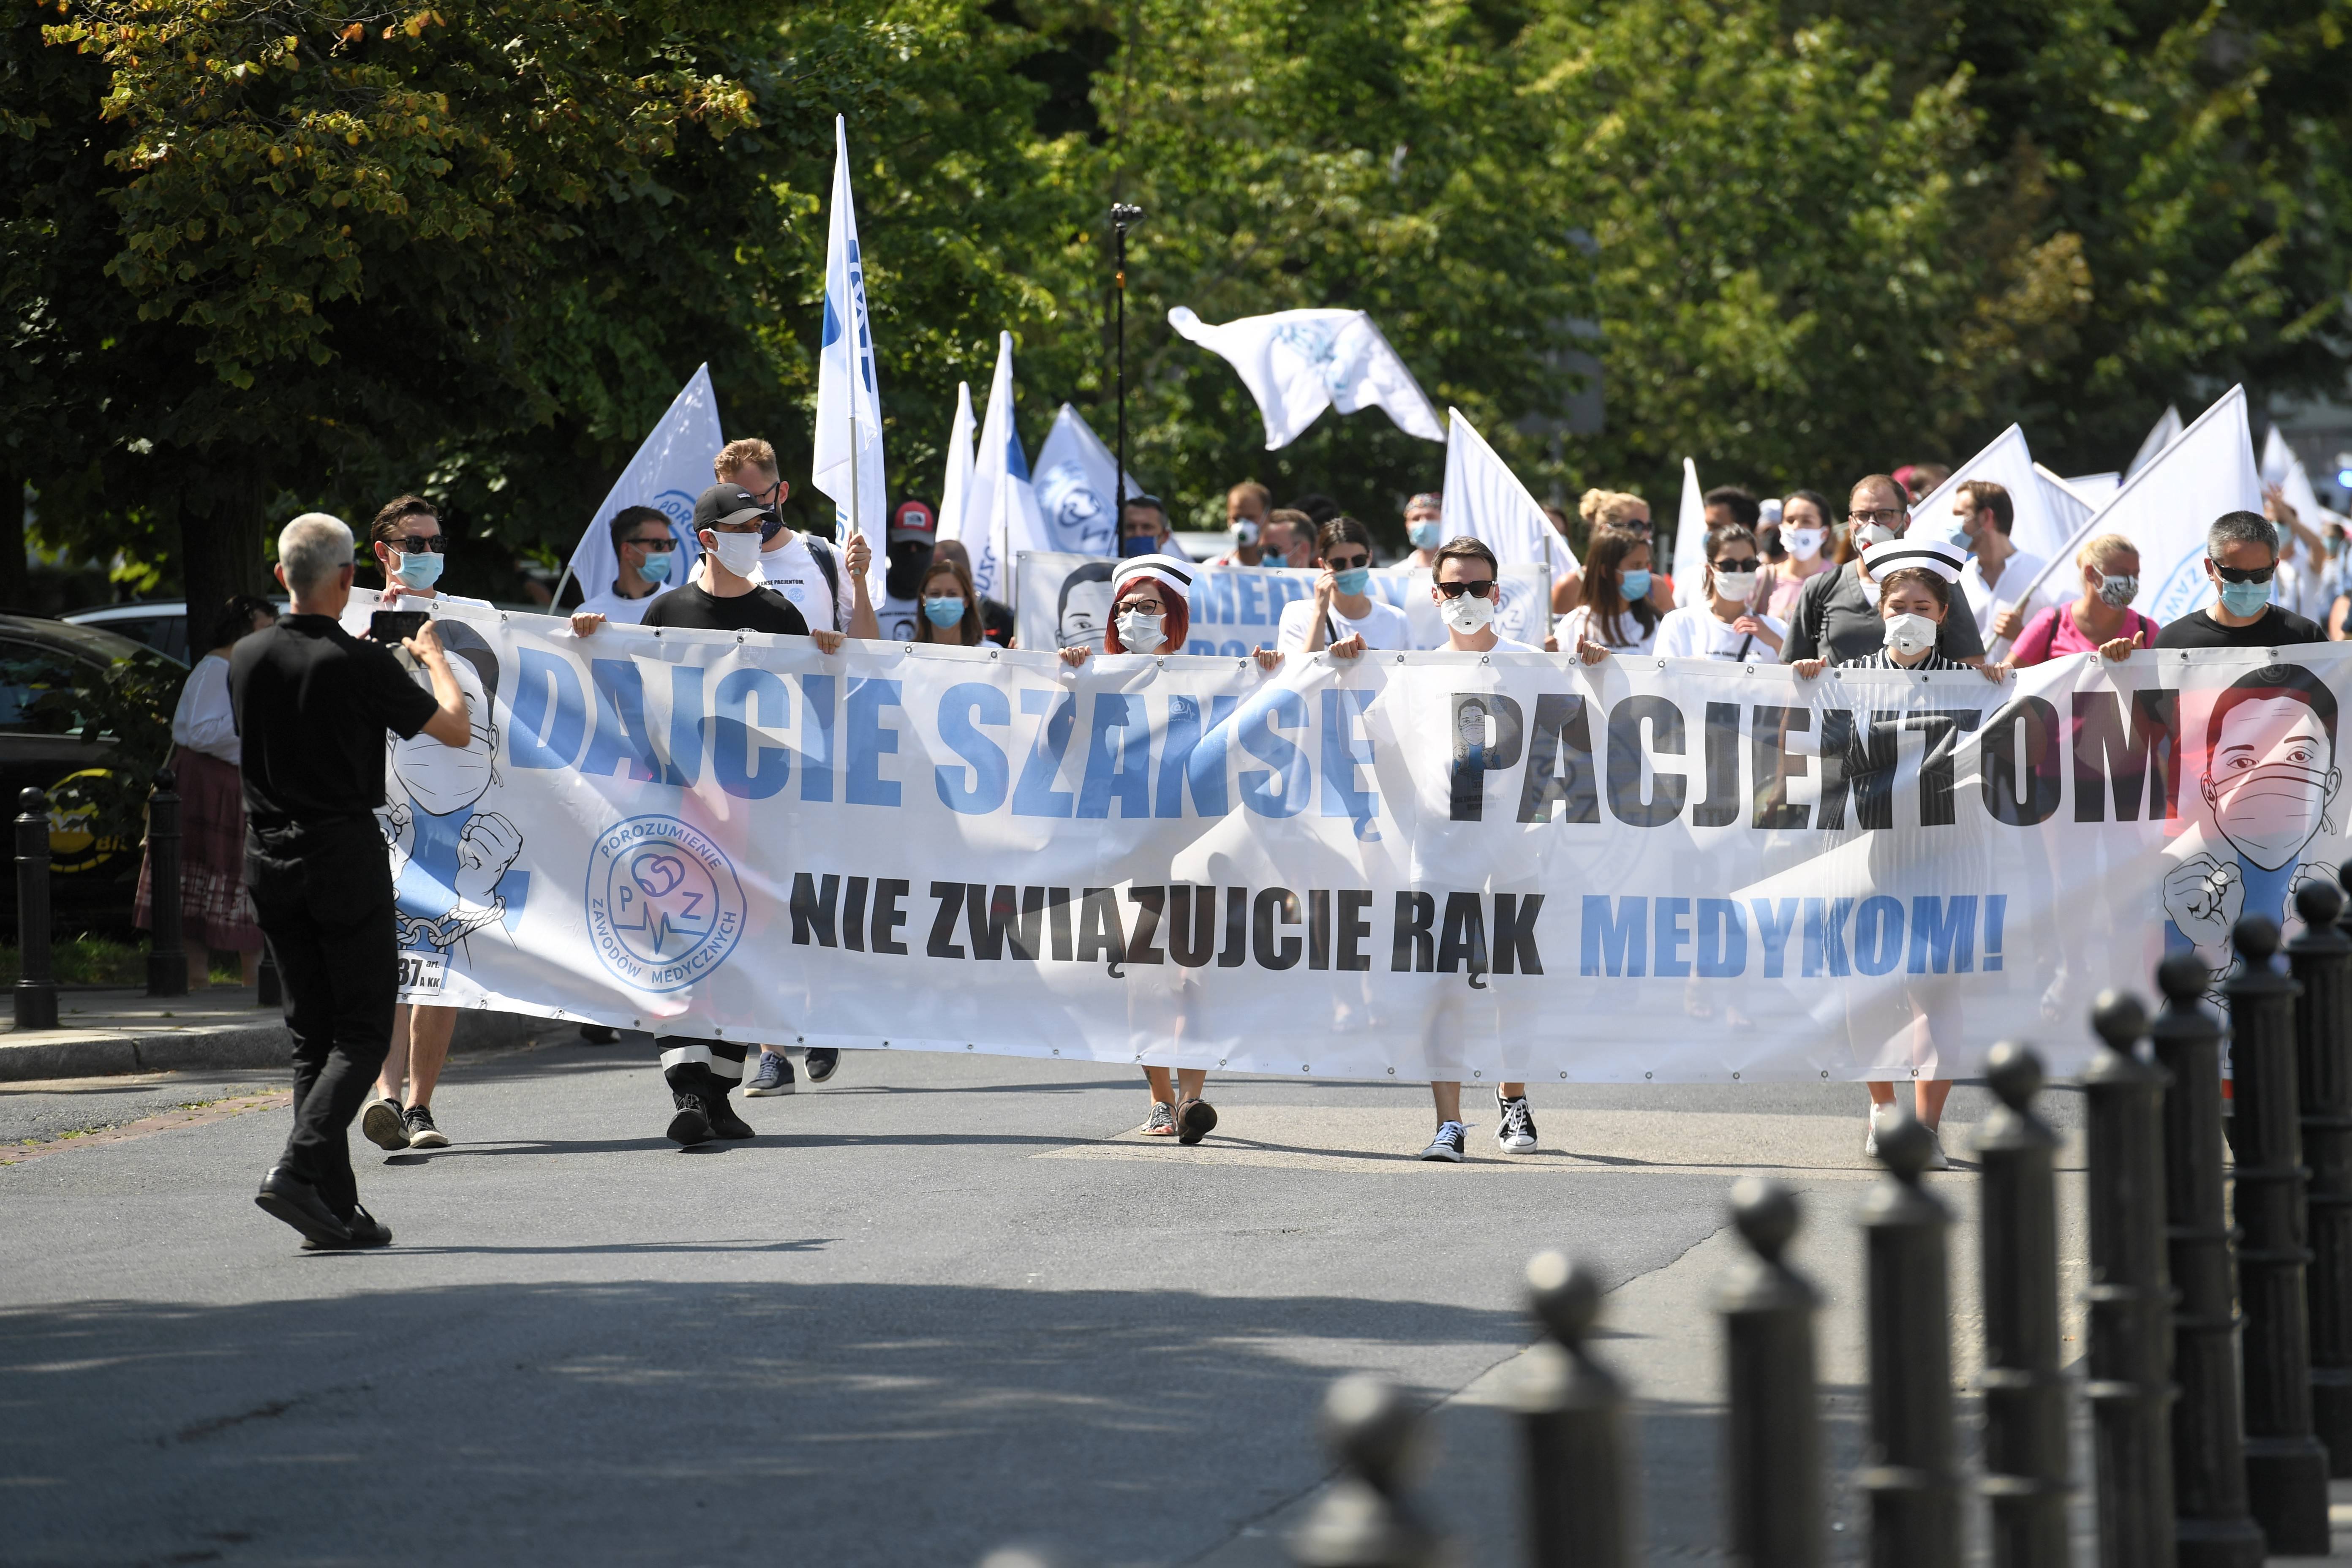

{"left": 2011, "top": 602, "right": 2160, "bottom": 666}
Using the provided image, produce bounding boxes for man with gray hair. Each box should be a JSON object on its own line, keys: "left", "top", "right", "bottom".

{"left": 234, "top": 513, "right": 472, "bottom": 1249}
{"left": 2155, "top": 509, "right": 2329, "bottom": 651}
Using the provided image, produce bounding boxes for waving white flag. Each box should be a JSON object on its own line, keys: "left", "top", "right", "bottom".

{"left": 559, "top": 363, "right": 717, "bottom": 605}
{"left": 813, "top": 115, "right": 887, "bottom": 601}
{"left": 2126, "top": 405, "right": 2183, "bottom": 478}
{"left": 2033, "top": 463, "right": 2099, "bottom": 547}
{"left": 1903, "top": 425, "right": 2066, "bottom": 562}
{"left": 961, "top": 333, "right": 1046, "bottom": 605}
{"left": 937, "top": 382, "right": 976, "bottom": 545}
{"left": 1168, "top": 306, "right": 1443, "bottom": 449}
{"left": 1670, "top": 458, "right": 1705, "bottom": 608}
{"left": 1437, "top": 409, "right": 1564, "bottom": 572}
{"left": 1032, "top": 403, "right": 1141, "bottom": 558}
{"left": 2261, "top": 425, "right": 2328, "bottom": 527}
{"left": 2065, "top": 471, "right": 2121, "bottom": 505}
{"left": 2014, "top": 386, "right": 2261, "bottom": 621}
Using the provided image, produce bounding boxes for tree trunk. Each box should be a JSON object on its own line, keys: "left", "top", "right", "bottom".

{"left": 0, "top": 466, "right": 28, "bottom": 614}
{"left": 178, "top": 456, "right": 270, "bottom": 630}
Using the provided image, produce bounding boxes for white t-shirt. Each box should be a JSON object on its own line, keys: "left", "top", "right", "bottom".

{"left": 1556, "top": 603, "right": 1658, "bottom": 656}
{"left": 756, "top": 535, "right": 855, "bottom": 632}
{"left": 1654, "top": 603, "right": 1788, "bottom": 662}
{"left": 172, "top": 654, "right": 239, "bottom": 764}
{"left": 577, "top": 581, "right": 671, "bottom": 626}
{"left": 1275, "top": 596, "right": 1412, "bottom": 653}
{"left": 1962, "top": 548, "right": 2054, "bottom": 642}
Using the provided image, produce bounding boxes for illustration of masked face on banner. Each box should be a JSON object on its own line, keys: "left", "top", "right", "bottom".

{"left": 2199, "top": 687, "right": 2341, "bottom": 871}
{"left": 392, "top": 653, "right": 498, "bottom": 817}
{"left": 1035, "top": 461, "right": 1115, "bottom": 558}
{"left": 1055, "top": 561, "right": 1116, "bottom": 650}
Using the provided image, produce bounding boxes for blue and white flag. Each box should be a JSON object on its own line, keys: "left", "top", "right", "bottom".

{"left": 812, "top": 114, "right": 887, "bottom": 602}
{"left": 1168, "top": 305, "right": 1443, "bottom": 449}
{"left": 561, "top": 363, "right": 719, "bottom": 605}
{"left": 1032, "top": 403, "right": 1142, "bottom": 558}
{"left": 938, "top": 381, "right": 976, "bottom": 547}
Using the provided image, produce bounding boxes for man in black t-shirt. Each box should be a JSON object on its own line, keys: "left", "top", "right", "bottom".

{"left": 2153, "top": 510, "right": 2330, "bottom": 650}
{"left": 234, "top": 514, "right": 472, "bottom": 1250}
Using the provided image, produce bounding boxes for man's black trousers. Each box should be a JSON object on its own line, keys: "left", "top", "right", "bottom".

{"left": 247, "top": 817, "right": 396, "bottom": 1220}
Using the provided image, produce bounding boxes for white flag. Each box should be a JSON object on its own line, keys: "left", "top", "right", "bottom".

{"left": 1670, "top": 458, "right": 1705, "bottom": 608}
{"left": 2126, "top": 405, "right": 2183, "bottom": 478}
{"left": 1904, "top": 425, "right": 2066, "bottom": 562}
{"left": 811, "top": 114, "right": 887, "bottom": 602}
{"left": 961, "top": 332, "right": 1045, "bottom": 605}
{"left": 561, "top": 363, "right": 718, "bottom": 603}
{"left": 1032, "top": 403, "right": 1142, "bottom": 558}
{"left": 2260, "top": 425, "right": 2328, "bottom": 529}
{"left": 1167, "top": 305, "right": 1443, "bottom": 449}
{"left": 2015, "top": 386, "right": 2261, "bottom": 621}
{"left": 1437, "top": 408, "right": 1567, "bottom": 573}
{"left": 2063, "top": 471, "right": 2121, "bottom": 506}
{"left": 2033, "top": 463, "right": 2099, "bottom": 548}
{"left": 937, "top": 381, "right": 975, "bottom": 545}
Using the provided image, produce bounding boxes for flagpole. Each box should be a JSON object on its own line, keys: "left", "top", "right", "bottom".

{"left": 1110, "top": 203, "right": 1143, "bottom": 512}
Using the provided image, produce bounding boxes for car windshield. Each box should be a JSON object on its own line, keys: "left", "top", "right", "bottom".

{"left": 0, "top": 643, "right": 98, "bottom": 733}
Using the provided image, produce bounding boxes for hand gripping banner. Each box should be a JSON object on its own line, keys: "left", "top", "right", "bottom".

{"left": 364, "top": 593, "right": 2352, "bottom": 1084}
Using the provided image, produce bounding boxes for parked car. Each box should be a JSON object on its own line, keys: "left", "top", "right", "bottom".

{"left": 62, "top": 600, "right": 193, "bottom": 664}
{"left": 0, "top": 616, "right": 187, "bottom": 939}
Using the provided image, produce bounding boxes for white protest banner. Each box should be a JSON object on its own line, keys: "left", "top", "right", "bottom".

{"left": 960, "top": 333, "right": 1045, "bottom": 607}
{"left": 2015, "top": 385, "right": 2262, "bottom": 623}
{"left": 347, "top": 588, "right": 2352, "bottom": 1083}
{"left": 938, "top": 381, "right": 976, "bottom": 543}
{"left": 558, "top": 365, "right": 716, "bottom": 606}
{"left": 1168, "top": 306, "right": 1443, "bottom": 449}
{"left": 1032, "top": 403, "right": 1142, "bottom": 559}
{"left": 1441, "top": 409, "right": 1568, "bottom": 570}
{"left": 1013, "top": 555, "right": 1552, "bottom": 655}
{"left": 1671, "top": 458, "right": 1705, "bottom": 608}
{"left": 2128, "top": 406, "right": 2183, "bottom": 477}
{"left": 812, "top": 115, "right": 887, "bottom": 604}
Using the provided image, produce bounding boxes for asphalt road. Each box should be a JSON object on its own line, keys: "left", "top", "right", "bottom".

{"left": 2, "top": 1037, "right": 2074, "bottom": 1566}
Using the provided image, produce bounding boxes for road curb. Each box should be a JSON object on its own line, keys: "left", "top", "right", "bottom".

{"left": 0, "top": 1008, "right": 557, "bottom": 1083}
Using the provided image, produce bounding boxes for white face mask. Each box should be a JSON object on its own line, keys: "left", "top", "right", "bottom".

{"left": 1884, "top": 611, "right": 1938, "bottom": 657}
{"left": 1440, "top": 591, "right": 1496, "bottom": 635}
{"left": 1713, "top": 569, "right": 1759, "bottom": 602}
{"left": 1230, "top": 519, "right": 1260, "bottom": 547}
{"left": 705, "top": 528, "right": 763, "bottom": 580}
{"left": 1858, "top": 522, "right": 1901, "bottom": 547}
{"left": 1786, "top": 527, "right": 1826, "bottom": 560}
{"left": 1114, "top": 609, "right": 1165, "bottom": 653}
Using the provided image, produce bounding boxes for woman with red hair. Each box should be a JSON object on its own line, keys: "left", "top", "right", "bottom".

{"left": 1057, "top": 554, "right": 1217, "bottom": 1141}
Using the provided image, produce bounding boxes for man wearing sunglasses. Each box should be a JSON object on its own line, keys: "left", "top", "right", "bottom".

{"left": 575, "top": 505, "right": 683, "bottom": 627}
{"left": 370, "top": 495, "right": 492, "bottom": 611}
{"left": 2154, "top": 510, "right": 2329, "bottom": 650}
{"left": 715, "top": 438, "right": 879, "bottom": 642}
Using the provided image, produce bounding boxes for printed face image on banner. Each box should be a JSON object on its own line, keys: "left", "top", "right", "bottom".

{"left": 1055, "top": 561, "right": 1116, "bottom": 650}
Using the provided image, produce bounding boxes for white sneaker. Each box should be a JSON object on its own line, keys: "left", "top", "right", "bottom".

{"left": 1865, "top": 1101, "right": 1890, "bottom": 1158}
{"left": 1922, "top": 1126, "right": 1950, "bottom": 1172}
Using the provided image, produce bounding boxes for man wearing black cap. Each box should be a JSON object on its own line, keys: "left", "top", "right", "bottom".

{"left": 877, "top": 498, "right": 937, "bottom": 642}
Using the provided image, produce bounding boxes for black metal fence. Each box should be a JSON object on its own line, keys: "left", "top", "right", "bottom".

{"left": 7, "top": 778, "right": 192, "bottom": 1017}
{"left": 987, "top": 882, "right": 2352, "bottom": 1566}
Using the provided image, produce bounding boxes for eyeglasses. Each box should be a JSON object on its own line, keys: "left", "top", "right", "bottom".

{"left": 1849, "top": 508, "right": 1905, "bottom": 526}
{"left": 391, "top": 534, "right": 446, "bottom": 555}
{"left": 626, "top": 536, "right": 675, "bottom": 552}
{"left": 1713, "top": 556, "right": 1761, "bottom": 572}
{"left": 2213, "top": 562, "right": 2276, "bottom": 584}
{"left": 1326, "top": 553, "right": 1371, "bottom": 570}
{"left": 1435, "top": 579, "right": 1496, "bottom": 599}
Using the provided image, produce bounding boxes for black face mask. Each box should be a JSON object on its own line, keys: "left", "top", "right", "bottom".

{"left": 886, "top": 541, "right": 933, "bottom": 601}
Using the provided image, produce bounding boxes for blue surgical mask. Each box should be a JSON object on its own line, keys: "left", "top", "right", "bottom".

{"left": 2219, "top": 578, "right": 2271, "bottom": 618}
{"left": 1333, "top": 566, "right": 1371, "bottom": 596}
{"left": 1621, "top": 567, "right": 1651, "bottom": 601}
{"left": 1120, "top": 534, "right": 1158, "bottom": 558}
{"left": 394, "top": 550, "right": 444, "bottom": 590}
{"left": 923, "top": 596, "right": 965, "bottom": 628}
{"left": 638, "top": 549, "right": 673, "bottom": 584}
{"left": 1407, "top": 520, "right": 1443, "bottom": 550}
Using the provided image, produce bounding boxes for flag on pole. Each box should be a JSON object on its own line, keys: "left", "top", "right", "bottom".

{"left": 812, "top": 114, "right": 887, "bottom": 603}
{"left": 1904, "top": 425, "right": 2066, "bottom": 562}
{"left": 1438, "top": 409, "right": 1569, "bottom": 573}
{"left": 1167, "top": 305, "right": 1443, "bottom": 449}
{"left": 1670, "top": 458, "right": 1705, "bottom": 608}
{"left": 560, "top": 363, "right": 719, "bottom": 605}
{"left": 2063, "top": 471, "right": 2121, "bottom": 506}
{"left": 937, "top": 381, "right": 976, "bottom": 546}
{"left": 2261, "top": 425, "right": 2328, "bottom": 528}
{"left": 961, "top": 333, "right": 1045, "bottom": 605}
{"left": 1033, "top": 403, "right": 1142, "bottom": 558}
{"left": 2033, "top": 463, "right": 2099, "bottom": 547}
{"left": 2012, "top": 386, "right": 2261, "bottom": 621}
{"left": 2126, "top": 405, "right": 2183, "bottom": 478}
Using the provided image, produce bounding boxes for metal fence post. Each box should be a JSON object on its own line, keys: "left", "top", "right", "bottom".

{"left": 2222, "top": 914, "right": 2331, "bottom": 1552}
{"left": 2147, "top": 953, "right": 2263, "bottom": 1568}
{"left": 143, "top": 768, "right": 187, "bottom": 997}
{"left": 1974, "top": 1043, "right": 2069, "bottom": 1568}
{"left": 13, "top": 786, "right": 55, "bottom": 1030}
{"left": 2299, "top": 875, "right": 2352, "bottom": 1474}
{"left": 1289, "top": 1375, "right": 1448, "bottom": 1568}
{"left": 2083, "top": 989, "right": 2177, "bottom": 1568}
{"left": 1511, "top": 1251, "right": 1633, "bottom": 1568}
{"left": 1858, "top": 1114, "right": 1956, "bottom": 1568}
{"left": 1716, "top": 1176, "right": 1823, "bottom": 1568}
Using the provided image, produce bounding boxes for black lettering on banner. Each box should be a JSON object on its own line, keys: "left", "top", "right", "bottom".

{"left": 1048, "top": 887, "right": 1075, "bottom": 961}
{"left": 1166, "top": 884, "right": 1217, "bottom": 967}
{"left": 1254, "top": 887, "right": 1303, "bottom": 970}
{"left": 1449, "top": 693, "right": 1525, "bottom": 822}
{"left": 842, "top": 876, "right": 870, "bottom": 952}
{"left": 1606, "top": 695, "right": 1687, "bottom": 827}
{"left": 2072, "top": 689, "right": 2179, "bottom": 822}
{"left": 870, "top": 879, "right": 910, "bottom": 955}
{"left": 1307, "top": 889, "right": 1331, "bottom": 971}
{"left": 1749, "top": 707, "right": 1811, "bottom": 830}
{"left": 1393, "top": 891, "right": 1435, "bottom": 972}
{"left": 966, "top": 885, "right": 1043, "bottom": 961}
{"left": 1517, "top": 694, "right": 1600, "bottom": 824}
{"left": 926, "top": 881, "right": 967, "bottom": 958}
{"left": 1982, "top": 697, "right": 2063, "bottom": 827}
{"left": 1337, "top": 890, "right": 1373, "bottom": 972}
{"left": 790, "top": 872, "right": 839, "bottom": 947}
{"left": 1125, "top": 886, "right": 1167, "bottom": 965}
{"left": 1693, "top": 702, "right": 1742, "bottom": 827}
{"left": 1904, "top": 709, "right": 1981, "bottom": 828}
{"left": 1437, "top": 891, "right": 1489, "bottom": 975}
{"left": 1816, "top": 710, "right": 1896, "bottom": 831}
{"left": 1216, "top": 885, "right": 1248, "bottom": 968}
{"left": 1076, "top": 888, "right": 1126, "bottom": 966}
{"left": 1494, "top": 894, "right": 1544, "bottom": 975}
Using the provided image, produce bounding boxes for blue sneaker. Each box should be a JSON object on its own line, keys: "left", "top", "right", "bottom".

{"left": 743, "top": 1051, "right": 795, "bottom": 1097}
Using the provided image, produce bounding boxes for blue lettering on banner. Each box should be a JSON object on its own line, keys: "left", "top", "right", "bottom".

{"left": 1908, "top": 895, "right": 1976, "bottom": 974}
{"left": 1012, "top": 688, "right": 1076, "bottom": 818}
{"left": 799, "top": 673, "right": 836, "bottom": 803}
{"left": 1237, "top": 689, "right": 1310, "bottom": 819}
{"left": 509, "top": 648, "right": 586, "bottom": 769}
{"left": 1695, "top": 898, "right": 1746, "bottom": 977}
{"left": 1158, "top": 694, "right": 1237, "bottom": 819}
{"left": 1319, "top": 689, "right": 1379, "bottom": 840}
{"left": 1852, "top": 896, "right": 1905, "bottom": 976}
{"left": 1653, "top": 896, "right": 1693, "bottom": 977}
{"left": 712, "top": 668, "right": 790, "bottom": 800}
{"left": 1569, "top": 891, "right": 2006, "bottom": 981}
{"left": 845, "top": 678, "right": 903, "bottom": 807}
{"left": 1750, "top": 898, "right": 1798, "bottom": 977}
{"left": 664, "top": 665, "right": 705, "bottom": 787}
{"left": 935, "top": 683, "right": 1011, "bottom": 814}
{"left": 1077, "top": 694, "right": 1153, "bottom": 819}
{"left": 1581, "top": 896, "right": 1647, "bottom": 976}
{"left": 580, "top": 659, "right": 662, "bottom": 782}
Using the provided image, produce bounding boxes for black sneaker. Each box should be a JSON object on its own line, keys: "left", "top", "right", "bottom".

{"left": 705, "top": 1094, "right": 755, "bottom": 1140}
{"left": 803, "top": 1047, "right": 840, "bottom": 1083}
{"left": 255, "top": 1167, "right": 353, "bottom": 1246}
{"left": 1178, "top": 1097, "right": 1218, "bottom": 1146}
{"left": 667, "top": 1092, "right": 712, "bottom": 1147}
{"left": 1494, "top": 1090, "right": 1538, "bottom": 1153}
{"left": 402, "top": 1104, "right": 449, "bottom": 1149}
{"left": 743, "top": 1051, "right": 795, "bottom": 1097}
{"left": 360, "top": 1096, "right": 407, "bottom": 1152}
{"left": 1418, "top": 1122, "right": 1467, "bottom": 1162}
{"left": 303, "top": 1204, "right": 394, "bottom": 1251}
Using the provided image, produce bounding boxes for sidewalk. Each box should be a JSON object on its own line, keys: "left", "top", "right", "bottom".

{"left": 0, "top": 987, "right": 556, "bottom": 1081}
